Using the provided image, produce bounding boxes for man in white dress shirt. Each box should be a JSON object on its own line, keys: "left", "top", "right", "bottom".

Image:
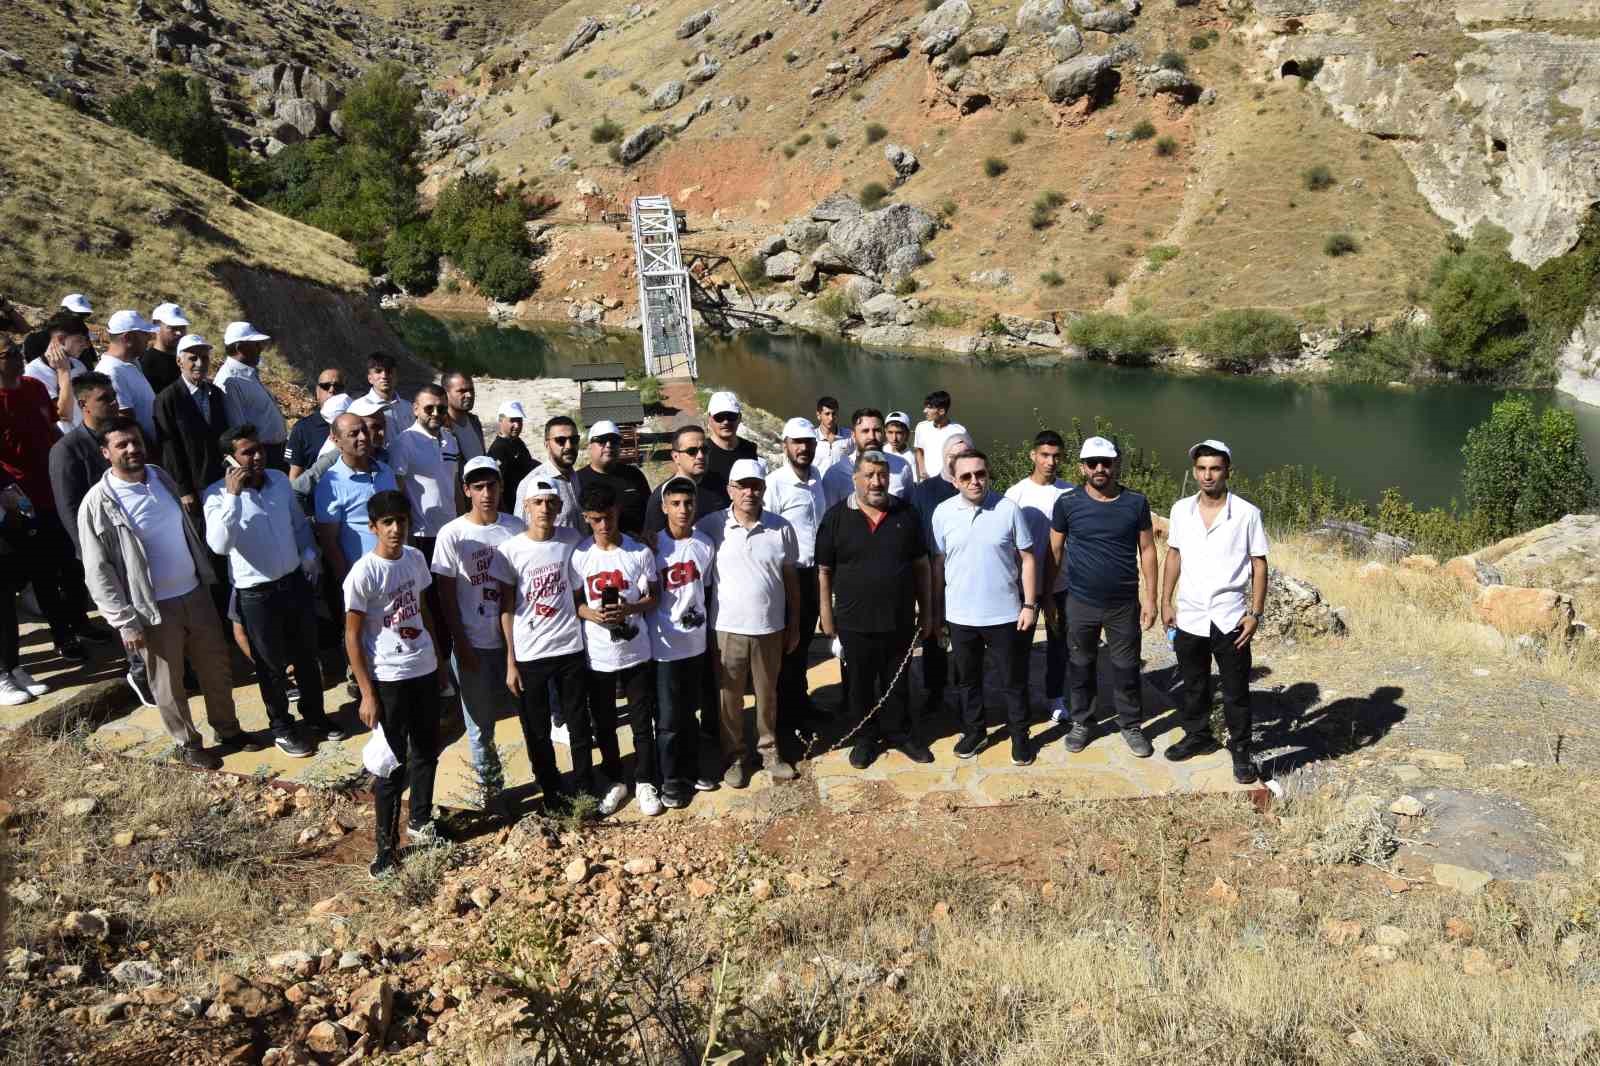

{"left": 213, "top": 322, "right": 289, "bottom": 470}
{"left": 765, "top": 417, "right": 829, "bottom": 728}
{"left": 821, "top": 408, "right": 913, "bottom": 508}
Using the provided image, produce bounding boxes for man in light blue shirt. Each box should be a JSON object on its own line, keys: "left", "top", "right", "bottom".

{"left": 314, "top": 413, "right": 400, "bottom": 587}
{"left": 206, "top": 424, "right": 340, "bottom": 756}
{"left": 930, "top": 448, "right": 1037, "bottom": 767}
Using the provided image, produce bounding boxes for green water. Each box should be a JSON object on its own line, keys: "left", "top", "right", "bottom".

{"left": 388, "top": 309, "right": 1600, "bottom": 510}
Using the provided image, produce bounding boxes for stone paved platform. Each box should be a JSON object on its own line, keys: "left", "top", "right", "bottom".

{"left": 16, "top": 614, "right": 1251, "bottom": 819}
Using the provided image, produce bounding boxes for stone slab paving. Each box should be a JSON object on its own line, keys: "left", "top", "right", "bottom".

{"left": 1, "top": 621, "right": 129, "bottom": 734}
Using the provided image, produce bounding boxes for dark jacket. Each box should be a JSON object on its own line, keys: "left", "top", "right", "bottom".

{"left": 153, "top": 378, "right": 229, "bottom": 501}
{"left": 141, "top": 346, "right": 181, "bottom": 395}
{"left": 48, "top": 423, "right": 108, "bottom": 556}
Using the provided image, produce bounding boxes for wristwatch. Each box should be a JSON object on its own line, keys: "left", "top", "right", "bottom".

{"left": 1247, "top": 610, "right": 1264, "bottom": 621}
{"left": 1022, "top": 603, "right": 1038, "bottom": 612}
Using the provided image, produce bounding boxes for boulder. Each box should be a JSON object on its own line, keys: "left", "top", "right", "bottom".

{"left": 1442, "top": 554, "right": 1503, "bottom": 592}
{"left": 968, "top": 268, "right": 1013, "bottom": 289}
{"left": 1080, "top": 8, "right": 1134, "bottom": 32}
{"left": 340, "top": 977, "right": 394, "bottom": 1045}
{"left": 965, "top": 25, "right": 1008, "bottom": 56}
{"left": 921, "top": 29, "right": 960, "bottom": 57}
{"left": 784, "top": 218, "right": 833, "bottom": 253}
{"left": 686, "top": 57, "right": 720, "bottom": 84}
{"left": 297, "top": 71, "right": 340, "bottom": 112}
{"left": 1471, "top": 514, "right": 1599, "bottom": 591}
{"left": 1049, "top": 26, "right": 1084, "bottom": 60}
{"left": 618, "top": 124, "right": 667, "bottom": 164}
{"left": 872, "top": 32, "right": 910, "bottom": 55}
{"left": 649, "top": 80, "right": 684, "bottom": 110}
{"left": 558, "top": 16, "right": 602, "bottom": 60}
{"left": 825, "top": 203, "right": 939, "bottom": 280}
{"left": 273, "top": 98, "right": 321, "bottom": 139}
{"left": 214, "top": 974, "right": 286, "bottom": 1018}
{"left": 1306, "top": 519, "right": 1414, "bottom": 562}
{"left": 676, "top": 9, "right": 714, "bottom": 39}
{"left": 1262, "top": 567, "right": 1346, "bottom": 639}
{"left": 811, "top": 193, "right": 864, "bottom": 223}
{"left": 883, "top": 143, "right": 919, "bottom": 180}
{"left": 883, "top": 245, "right": 925, "bottom": 283}
{"left": 1015, "top": 0, "right": 1067, "bottom": 34}
{"left": 306, "top": 1020, "right": 349, "bottom": 1056}
{"left": 860, "top": 292, "right": 903, "bottom": 326}
{"left": 1142, "top": 68, "right": 1197, "bottom": 98}
{"left": 764, "top": 251, "right": 802, "bottom": 280}
{"left": 1473, "top": 585, "right": 1576, "bottom": 640}
{"left": 1043, "top": 54, "right": 1113, "bottom": 104}
{"left": 842, "top": 276, "right": 885, "bottom": 307}
{"left": 757, "top": 234, "right": 787, "bottom": 256}
{"left": 917, "top": 0, "right": 973, "bottom": 46}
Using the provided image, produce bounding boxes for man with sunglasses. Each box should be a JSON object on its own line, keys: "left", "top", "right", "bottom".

{"left": 1047, "top": 436, "right": 1158, "bottom": 759}
{"left": 488, "top": 400, "right": 536, "bottom": 505}
{"left": 700, "top": 391, "right": 757, "bottom": 507}
{"left": 515, "top": 416, "right": 586, "bottom": 533}
{"left": 574, "top": 419, "right": 650, "bottom": 538}
{"left": 643, "top": 424, "right": 722, "bottom": 539}
{"left": 287, "top": 368, "right": 347, "bottom": 480}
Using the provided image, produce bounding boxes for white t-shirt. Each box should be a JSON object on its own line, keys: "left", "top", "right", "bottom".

{"left": 913, "top": 420, "right": 969, "bottom": 479}
{"left": 570, "top": 535, "right": 656, "bottom": 672}
{"left": 1004, "top": 477, "right": 1074, "bottom": 595}
{"left": 390, "top": 423, "right": 462, "bottom": 537}
{"left": 97, "top": 354, "right": 158, "bottom": 444}
{"left": 343, "top": 546, "right": 438, "bottom": 682}
{"left": 25, "top": 354, "right": 89, "bottom": 432}
{"left": 649, "top": 529, "right": 716, "bottom": 661}
{"left": 107, "top": 470, "right": 199, "bottom": 602}
{"left": 490, "top": 529, "right": 586, "bottom": 662}
{"left": 431, "top": 513, "right": 527, "bottom": 650}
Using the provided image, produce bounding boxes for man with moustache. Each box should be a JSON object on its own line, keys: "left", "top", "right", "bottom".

{"left": 765, "top": 416, "right": 829, "bottom": 727}
{"left": 573, "top": 419, "right": 650, "bottom": 538}
{"left": 487, "top": 400, "right": 536, "bottom": 505}
{"left": 699, "top": 391, "right": 758, "bottom": 506}
{"left": 214, "top": 322, "right": 290, "bottom": 471}
{"left": 95, "top": 311, "right": 160, "bottom": 445}
{"left": 154, "top": 334, "right": 229, "bottom": 518}
{"left": 642, "top": 424, "right": 722, "bottom": 539}
{"left": 513, "top": 415, "right": 586, "bottom": 533}
{"left": 141, "top": 303, "right": 189, "bottom": 394}
{"left": 821, "top": 408, "right": 914, "bottom": 508}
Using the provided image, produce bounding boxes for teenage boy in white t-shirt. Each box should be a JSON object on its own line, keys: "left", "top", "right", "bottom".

{"left": 1004, "top": 429, "right": 1076, "bottom": 724}
{"left": 344, "top": 489, "right": 444, "bottom": 879}
{"left": 432, "top": 456, "right": 526, "bottom": 814}
{"left": 571, "top": 481, "right": 659, "bottom": 817}
{"left": 492, "top": 474, "right": 587, "bottom": 813}
{"left": 648, "top": 476, "right": 717, "bottom": 810}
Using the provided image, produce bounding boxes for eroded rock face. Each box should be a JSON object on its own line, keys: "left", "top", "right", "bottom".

{"left": 618, "top": 123, "right": 666, "bottom": 164}
{"left": 558, "top": 16, "right": 602, "bottom": 60}
{"left": 1555, "top": 308, "right": 1600, "bottom": 407}
{"left": 825, "top": 203, "right": 939, "bottom": 280}
{"left": 1471, "top": 513, "right": 1600, "bottom": 591}
{"left": 1263, "top": 568, "right": 1347, "bottom": 639}
{"left": 918, "top": 0, "right": 974, "bottom": 45}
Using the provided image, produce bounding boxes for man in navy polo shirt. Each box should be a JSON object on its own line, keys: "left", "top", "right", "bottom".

{"left": 1047, "top": 436, "right": 1158, "bottom": 758}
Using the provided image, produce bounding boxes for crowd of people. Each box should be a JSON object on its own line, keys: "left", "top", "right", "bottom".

{"left": 0, "top": 293, "right": 1270, "bottom": 878}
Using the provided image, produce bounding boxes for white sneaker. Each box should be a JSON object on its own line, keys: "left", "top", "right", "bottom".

{"left": 11, "top": 667, "right": 49, "bottom": 697}
{"left": 549, "top": 722, "right": 570, "bottom": 746}
{"left": 637, "top": 783, "right": 663, "bottom": 817}
{"left": 597, "top": 781, "right": 629, "bottom": 817}
{"left": 1048, "top": 697, "right": 1069, "bottom": 725}
{"left": 0, "top": 673, "right": 34, "bottom": 706}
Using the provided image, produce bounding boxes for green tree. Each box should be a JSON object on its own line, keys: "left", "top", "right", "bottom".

{"left": 1067, "top": 312, "right": 1173, "bottom": 366}
{"left": 107, "top": 73, "right": 230, "bottom": 183}
{"left": 1425, "top": 248, "right": 1532, "bottom": 377}
{"left": 338, "top": 62, "right": 423, "bottom": 169}
{"left": 1183, "top": 308, "right": 1301, "bottom": 371}
{"left": 1461, "top": 395, "right": 1597, "bottom": 540}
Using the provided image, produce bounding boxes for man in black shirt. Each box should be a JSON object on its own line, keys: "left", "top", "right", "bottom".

{"left": 817, "top": 450, "right": 935, "bottom": 771}
{"left": 141, "top": 303, "right": 188, "bottom": 395}
{"left": 643, "top": 425, "right": 722, "bottom": 538}
{"left": 909, "top": 429, "right": 972, "bottom": 710}
{"left": 487, "top": 400, "right": 536, "bottom": 507}
{"left": 700, "top": 390, "right": 757, "bottom": 507}
{"left": 572, "top": 419, "right": 650, "bottom": 537}
{"left": 286, "top": 367, "right": 346, "bottom": 478}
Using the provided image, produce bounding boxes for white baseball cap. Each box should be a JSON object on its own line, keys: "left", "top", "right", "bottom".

{"left": 320, "top": 393, "right": 353, "bottom": 422}
{"left": 587, "top": 419, "right": 622, "bottom": 441}
{"left": 60, "top": 294, "right": 93, "bottom": 315}
{"left": 223, "top": 321, "right": 271, "bottom": 346}
{"left": 728, "top": 458, "right": 767, "bottom": 483}
{"left": 151, "top": 302, "right": 190, "bottom": 328}
{"left": 1188, "top": 438, "right": 1231, "bottom": 460}
{"left": 523, "top": 475, "right": 560, "bottom": 499}
{"left": 497, "top": 400, "right": 527, "bottom": 420}
{"left": 781, "top": 416, "right": 817, "bottom": 440}
{"left": 885, "top": 410, "right": 911, "bottom": 428}
{"left": 1079, "top": 436, "right": 1118, "bottom": 460}
{"left": 462, "top": 455, "right": 501, "bottom": 482}
{"left": 106, "top": 310, "right": 157, "bottom": 335}
{"left": 707, "top": 391, "right": 742, "bottom": 417}
{"left": 347, "top": 395, "right": 384, "bottom": 417}
{"left": 175, "top": 333, "right": 212, "bottom": 354}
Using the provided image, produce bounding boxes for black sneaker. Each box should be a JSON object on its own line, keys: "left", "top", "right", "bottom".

{"left": 217, "top": 730, "right": 272, "bottom": 753}
{"left": 306, "top": 716, "right": 349, "bottom": 742}
{"left": 126, "top": 668, "right": 158, "bottom": 708}
{"left": 953, "top": 731, "right": 985, "bottom": 759}
{"left": 274, "top": 734, "right": 316, "bottom": 758}
{"left": 1120, "top": 726, "right": 1154, "bottom": 759}
{"left": 1063, "top": 722, "right": 1091, "bottom": 753}
{"left": 1231, "top": 748, "right": 1260, "bottom": 785}
{"left": 693, "top": 777, "right": 719, "bottom": 792}
{"left": 368, "top": 853, "right": 398, "bottom": 880}
{"left": 1164, "top": 732, "right": 1220, "bottom": 762}
{"left": 849, "top": 741, "right": 877, "bottom": 770}
{"left": 285, "top": 682, "right": 302, "bottom": 703}
{"left": 76, "top": 620, "right": 117, "bottom": 643}
{"left": 174, "top": 744, "right": 223, "bottom": 771}
{"left": 56, "top": 638, "right": 88, "bottom": 663}
{"left": 895, "top": 739, "right": 935, "bottom": 764}
{"left": 660, "top": 789, "right": 689, "bottom": 810}
{"left": 1010, "top": 733, "right": 1034, "bottom": 767}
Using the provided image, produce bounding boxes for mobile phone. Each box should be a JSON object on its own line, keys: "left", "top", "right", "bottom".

{"left": 224, "top": 456, "right": 241, "bottom": 470}
{"left": 600, "top": 586, "right": 620, "bottom": 608}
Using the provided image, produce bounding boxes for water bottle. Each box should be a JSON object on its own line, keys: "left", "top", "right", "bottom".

{"left": 1165, "top": 625, "right": 1177, "bottom": 648}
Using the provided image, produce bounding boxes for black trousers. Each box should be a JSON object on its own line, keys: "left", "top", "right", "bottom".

{"left": 236, "top": 571, "right": 325, "bottom": 739}
{"left": 514, "top": 651, "right": 587, "bottom": 798}
{"left": 4, "top": 515, "right": 87, "bottom": 656}
{"left": 583, "top": 661, "right": 654, "bottom": 789}
{"left": 1174, "top": 623, "right": 1254, "bottom": 751}
{"left": 655, "top": 654, "right": 703, "bottom": 795}
{"left": 948, "top": 622, "right": 1026, "bottom": 737}
{"left": 1066, "top": 596, "right": 1142, "bottom": 728}
{"left": 777, "top": 565, "right": 820, "bottom": 717}
{"left": 840, "top": 629, "right": 915, "bottom": 746}
{"left": 373, "top": 673, "right": 441, "bottom": 858}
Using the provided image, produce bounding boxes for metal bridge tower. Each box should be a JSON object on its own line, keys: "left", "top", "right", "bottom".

{"left": 629, "top": 195, "right": 697, "bottom": 380}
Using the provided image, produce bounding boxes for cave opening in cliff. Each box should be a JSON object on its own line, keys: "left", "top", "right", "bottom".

{"left": 1280, "top": 60, "right": 1301, "bottom": 78}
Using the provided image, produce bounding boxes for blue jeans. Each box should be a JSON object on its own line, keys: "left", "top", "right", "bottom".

{"left": 452, "top": 645, "right": 511, "bottom": 797}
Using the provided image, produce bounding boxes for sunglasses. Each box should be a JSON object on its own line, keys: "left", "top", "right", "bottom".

{"left": 1082, "top": 459, "right": 1115, "bottom": 469}
{"left": 711, "top": 412, "right": 740, "bottom": 423}
{"left": 956, "top": 471, "right": 988, "bottom": 483}
{"left": 419, "top": 404, "right": 445, "bottom": 414}
{"left": 593, "top": 435, "right": 621, "bottom": 446}
{"left": 317, "top": 380, "right": 344, "bottom": 390}
{"left": 676, "top": 445, "right": 705, "bottom": 456}
{"left": 549, "top": 435, "right": 576, "bottom": 445}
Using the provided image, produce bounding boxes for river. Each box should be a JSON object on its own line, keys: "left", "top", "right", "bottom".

{"left": 388, "top": 310, "right": 1600, "bottom": 510}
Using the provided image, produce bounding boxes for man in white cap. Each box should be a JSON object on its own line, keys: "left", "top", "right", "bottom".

{"left": 642, "top": 424, "right": 721, "bottom": 540}
{"left": 487, "top": 399, "right": 535, "bottom": 505}
{"left": 95, "top": 311, "right": 160, "bottom": 445}
{"left": 432, "top": 455, "right": 526, "bottom": 813}
{"left": 1047, "top": 435, "right": 1158, "bottom": 759}
{"left": 574, "top": 419, "right": 650, "bottom": 538}
{"left": 765, "top": 416, "right": 828, "bottom": 728}
{"left": 143, "top": 303, "right": 188, "bottom": 394}
{"left": 1160, "top": 440, "right": 1269, "bottom": 784}
{"left": 59, "top": 294, "right": 94, "bottom": 319}
{"left": 700, "top": 391, "right": 757, "bottom": 507}
{"left": 215, "top": 322, "right": 289, "bottom": 471}
{"left": 153, "top": 334, "right": 230, "bottom": 518}
{"left": 286, "top": 367, "right": 348, "bottom": 480}
{"left": 697, "top": 458, "right": 801, "bottom": 788}
{"left": 883, "top": 410, "right": 914, "bottom": 469}
{"left": 1005, "top": 429, "right": 1075, "bottom": 724}
{"left": 822, "top": 408, "right": 913, "bottom": 508}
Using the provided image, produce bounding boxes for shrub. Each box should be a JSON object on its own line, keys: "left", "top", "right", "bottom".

{"left": 1068, "top": 312, "right": 1173, "bottom": 365}
{"left": 1040, "top": 270, "right": 1065, "bottom": 288}
{"left": 1189, "top": 34, "right": 1210, "bottom": 50}
{"left": 816, "top": 289, "right": 851, "bottom": 325}
{"left": 590, "top": 118, "right": 623, "bottom": 143}
{"left": 1324, "top": 232, "right": 1358, "bottom": 257}
{"left": 850, "top": 89, "right": 864, "bottom": 101}
{"left": 1029, "top": 191, "right": 1067, "bottom": 230}
{"left": 1155, "top": 135, "right": 1178, "bottom": 157}
{"left": 938, "top": 199, "right": 958, "bottom": 219}
{"left": 1156, "top": 51, "right": 1187, "bottom": 73}
{"left": 1130, "top": 120, "right": 1156, "bottom": 141}
{"left": 982, "top": 314, "right": 1009, "bottom": 337}
{"left": 1145, "top": 245, "right": 1180, "bottom": 272}
{"left": 949, "top": 43, "right": 971, "bottom": 65}
{"left": 429, "top": 172, "right": 538, "bottom": 302}
{"left": 860, "top": 182, "right": 889, "bottom": 208}
{"left": 865, "top": 122, "right": 888, "bottom": 143}
{"left": 1424, "top": 247, "right": 1532, "bottom": 377}
{"left": 1086, "top": 211, "right": 1105, "bottom": 231}
{"left": 784, "top": 50, "right": 799, "bottom": 63}
{"left": 384, "top": 222, "right": 440, "bottom": 294}
{"left": 1104, "top": 269, "right": 1121, "bottom": 288}
{"left": 983, "top": 157, "right": 1008, "bottom": 177}
{"left": 782, "top": 145, "right": 797, "bottom": 158}
{"left": 894, "top": 276, "right": 919, "bottom": 296}
{"left": 795, "top": 133, "right": 812, "bottom": 146}
{"left": 108, "top": 73, "right": 232, "bottom": 183}
{"left": 583, "top": 68, "right": 597, "bottom": 79}
{"left": 1462, "top": 395, "right": 1597, "bottom": 540}
{"left": 1183, "top": 308, "right": 1301, "bottom": 370}
{"left": 1330, "top": 323, "right": 1436, "bottom": 384}
{"left": 824, "top": 132, "right": 842, "bottom": 148}
{"left": 919, "top": 304, "right": 967, "bottom": 328}
{"left": 1303, "top": 164, "right": 1336, "bottom": 190}
{"left": 1009, "top": 128, "right": 1028, "bottom": 145}
{"left": 474, "top": 249, "right": 536, "bottom": 303}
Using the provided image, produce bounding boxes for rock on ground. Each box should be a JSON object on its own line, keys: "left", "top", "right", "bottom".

{"left": 824, "top": 203, "right": 939, "bottom": 280}
{"left": 619, "top": 124, "right": 667, "bottom": 164}
{"left": 1016, "top": 0, "right": 1067, "bottom": 34}
{"left": 558, "top": 16, "right": 602, "bottom": 60}
{"left": 1043, "top": 54, "right": 1113, "bottom": 104}
{"left": 1262, "top": 568, "right": 1346, "bottom": 638}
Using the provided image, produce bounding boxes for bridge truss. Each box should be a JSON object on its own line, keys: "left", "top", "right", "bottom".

{"left": 629, "top": 195, "right": 697, "bottom": 380}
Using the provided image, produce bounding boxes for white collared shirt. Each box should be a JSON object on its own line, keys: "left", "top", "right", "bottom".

{"left": 821, "top": 449, "right": 913, "bottom": 509}
{"left": 390, "top": 421, "right": 462, "bottom": 537}
{"left": 765, "top": 461, "right": 828, "bottom": 567}
{"left": 1168, "top": 491, "right": 1270, "bottom": 638}
{"left": 812, "top": 432, "right": 853, "bottom": 477}
{"left": 361, "top": 388, "right": 414, "bottom": 444}
{"left": 213, "top": 356, "right": 288, "bottom": 444}
{"left": 695, "top": 507, "right": 798, "bottom": 636}
{"left": 203, "top": 469, "right": 316, "bottom": 587}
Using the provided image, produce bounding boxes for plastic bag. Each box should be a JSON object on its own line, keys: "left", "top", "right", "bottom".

{"left": 363, "top": 725, "right": 399, "bottom": 779}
